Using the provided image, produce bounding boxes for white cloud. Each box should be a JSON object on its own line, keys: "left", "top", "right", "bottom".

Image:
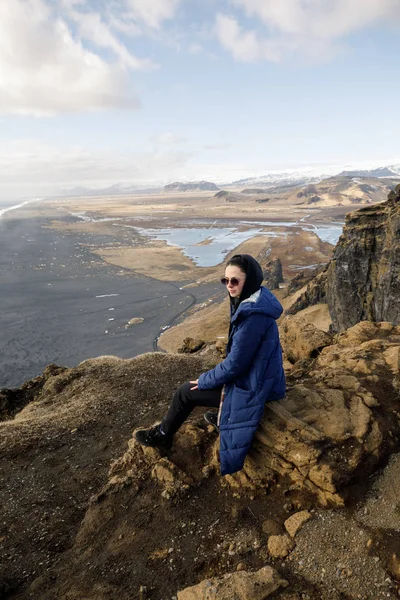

{"left": 125, "top": 0, "right": 182, "bottom": 30}
{"left": 232, "top": 0, "right": 400, "bottom": 38}
{"left": 154, "top": 132, "right": 186, "bottom": 145}
{"left": 217, "top": 0, "right": 400, "bottom": 63}
{"left": 0, "top": 139, "right": 195, "bottom": 197}
{"left": 188, "top": 43, "right": 204, "bottom": 55}
{"left": 64, "top": 7, "right": 155, "bottom": 70}
{"left": 216, "top": 14, "right": 282, "bottom": 62}
{"left": 0, "top": 1, "right": 139, "bottom": 115}
{"left": 204, "top": 142, "right": 232, "bottom": 150}
{"left": 0, "top": 0, "right": 183, "bottom": 116}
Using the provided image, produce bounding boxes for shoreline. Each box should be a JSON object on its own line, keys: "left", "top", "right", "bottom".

{"left": 0, "top": 198, "right": 43, "bottom": 218}
{"left": 0, "top": 206, "right": 220, "bottom": 388}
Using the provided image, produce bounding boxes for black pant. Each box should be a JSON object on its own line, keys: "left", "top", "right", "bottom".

{"left": 161, "top": 382, "right": 222, "bottom": 437}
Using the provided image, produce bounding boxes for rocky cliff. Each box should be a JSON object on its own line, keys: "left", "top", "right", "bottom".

{"left": 1, "top": 321, "right": 399, "bottom": 599}
{"left": 262, "top": 257, "right": 283, "bottom": 290}
{"left": 326, "top": 183, "right": 400, "bottom": 331}
{"left": 288, "top": 184, "right": 400, "bottom": 331}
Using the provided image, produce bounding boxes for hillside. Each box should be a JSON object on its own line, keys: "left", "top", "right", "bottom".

{"left": 1, "top": 327, "right": 399, "bottom": 599}
{"left": 212, "top": 175, "right": 397, "bottom": 210}
{"left": 285, "top": 175, "right": 397, "bottom": 208}
{"left": 164, "top": 181, "right": 219, "bottom": 192}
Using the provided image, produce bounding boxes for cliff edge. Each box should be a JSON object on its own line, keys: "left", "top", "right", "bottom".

{"left": 288, "top": 183, "right": 400, "bottom": 331}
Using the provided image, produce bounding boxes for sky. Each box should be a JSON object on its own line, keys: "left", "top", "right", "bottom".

{"left": 1, "top": 0, "right": 400, "bottom": 199}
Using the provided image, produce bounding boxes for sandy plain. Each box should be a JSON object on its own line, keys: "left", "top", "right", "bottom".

{"left": 44, "top": 189, "right": 341, "bottom": 281}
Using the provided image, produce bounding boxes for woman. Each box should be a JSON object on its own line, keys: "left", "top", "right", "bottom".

{"left": 134, "top": 254, "right": 286, "bottom": 476}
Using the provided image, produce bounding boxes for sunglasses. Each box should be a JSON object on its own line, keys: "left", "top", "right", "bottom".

{"left": 220, "top": 277, "right": 243, "bottom": 286}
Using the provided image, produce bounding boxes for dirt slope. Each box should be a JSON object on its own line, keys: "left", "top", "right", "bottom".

{"left": 1, "top": 345, "right": 399, "bottom": 600}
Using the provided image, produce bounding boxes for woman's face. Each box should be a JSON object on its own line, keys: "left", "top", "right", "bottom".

{"left": 224, "top": 265, "right": 246, "bottom": 298}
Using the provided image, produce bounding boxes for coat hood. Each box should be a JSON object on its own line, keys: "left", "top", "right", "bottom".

{"left": 232, "top": 286, "right": 283, "bottom": 322}
{"left": 237, "top": 254, "right": 264, "bottom": 303}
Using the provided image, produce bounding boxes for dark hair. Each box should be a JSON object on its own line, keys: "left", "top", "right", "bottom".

{"left": 226, "top": 254, "right": 247, "bottom": 274}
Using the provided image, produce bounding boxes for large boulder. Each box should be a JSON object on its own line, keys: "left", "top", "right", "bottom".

{"left": 280, "top": 315, "right": 333, "bottom": 364}
{"left": 177, "top": 566, "right": 287, "bottom": 600}
{"left": 226, "top": 321, "right": 400, "bottom": 506}
{"left": 178, "top": 337, "right": 206, "bottom": 354}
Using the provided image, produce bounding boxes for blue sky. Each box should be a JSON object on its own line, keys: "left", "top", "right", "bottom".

{"left": 1, "top": 0, "right": 400, "bottom": 198}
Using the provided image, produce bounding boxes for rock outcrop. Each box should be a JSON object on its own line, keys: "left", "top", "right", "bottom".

{"left": 325, "top": 184, "right": 400, "bottom": 331}
{"left": 279, "top": 315, "right": 333, "bottom": 364}
{"left": 225, "top": 321, "right": 400, "bottom": 506}
{"left": 1, "top": 330, "right": 400, "bottom": 599}
{"left": 263, "top": 258, "right": 284, "bottom": 290}
{"left": 287, "top": 184, "right": 400, "bottom": 331}
{"left": 285, "top": 270, "right": 327, "bottom": 315}
{"left": 177, "top": 566, "right": 287, "bottom": 599}
{"left": 178, "top": 337, "right": 206, "bottom": 354}
{"left": 285, "top": 265, "right": 325, "bottom": 297}
{"left": 0, "top": 363, "right": 67, "bottom": 421}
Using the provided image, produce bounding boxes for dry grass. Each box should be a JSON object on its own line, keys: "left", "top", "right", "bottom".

{"left": 159, "top": 297, "right": 230, "bottom": 353}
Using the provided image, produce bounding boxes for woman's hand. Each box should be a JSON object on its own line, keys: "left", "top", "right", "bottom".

{"left": 190, "top": 379, "right": 199, "bottom": 390}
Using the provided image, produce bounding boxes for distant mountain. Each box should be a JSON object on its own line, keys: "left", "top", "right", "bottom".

{"left": 53, "top": 162, "right": 400, "bottom": 200}
{"left": 229, "top": 164, "right": 400, "bottom": 191}
{"left": 213, "top": 190, "right": 243, "bottom": 202}
{"left": 288, "top": 175, "right": 396, "bottom": 207}
{"left": 339, "top": 166, "right": 400, "bottom": 178}
{"left": 164, "top": 181, "right": 219, "bottom": 192}
{"left": 230, "top": 171, "right": 326, "bottom": 190}
{"left": 58, "top": 183, "right": 160, "bottom": 197}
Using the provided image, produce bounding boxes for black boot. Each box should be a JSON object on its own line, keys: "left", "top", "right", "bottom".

{"left": 204, "top": 411, "right": 219, "bottom": 433}
{"left": 134, "top": 425, "right": 173, "bottom": 449}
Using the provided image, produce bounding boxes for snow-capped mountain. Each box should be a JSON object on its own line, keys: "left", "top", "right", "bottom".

{"left": 225, "top": 163, "right": 400, "bottom": 190}
{"left": 228, "top": 170, "right": 329, "bottom": 189}
{"left": 54, "top": 162, "right": 400, "bottom": 198}
{"left": 339, "top": 165, "right": 400, "bottom": 178}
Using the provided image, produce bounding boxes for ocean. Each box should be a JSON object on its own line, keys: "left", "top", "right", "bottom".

{"left": 0, "top": 199, "right": 42, "bottom": 219}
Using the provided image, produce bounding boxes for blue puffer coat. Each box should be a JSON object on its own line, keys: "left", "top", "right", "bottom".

{"left": 197, "top": 286, "right": 286, "bottom": 475}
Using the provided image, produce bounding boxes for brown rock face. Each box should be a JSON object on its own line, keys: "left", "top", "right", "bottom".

{"left": 263, "top": 258, "right": 284, "bottom": 290}
{"left": 285, "top": 265, "right": 325, "bottom": 297}
{"left": 326, "top": 183, "right": 400, "bottom": 331}
{"left": 178, "top": 337, "right": 206, "bottom": 353}
{"left": 285, "top": 270, "right": 327, "bottom": 316}
{"left": 287, "top": 184, "right": 400, "bottom": 332}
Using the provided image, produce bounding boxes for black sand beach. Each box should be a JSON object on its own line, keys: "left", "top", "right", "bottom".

{"left": 0, "top": 206, "right": 219, "bottom": 388}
